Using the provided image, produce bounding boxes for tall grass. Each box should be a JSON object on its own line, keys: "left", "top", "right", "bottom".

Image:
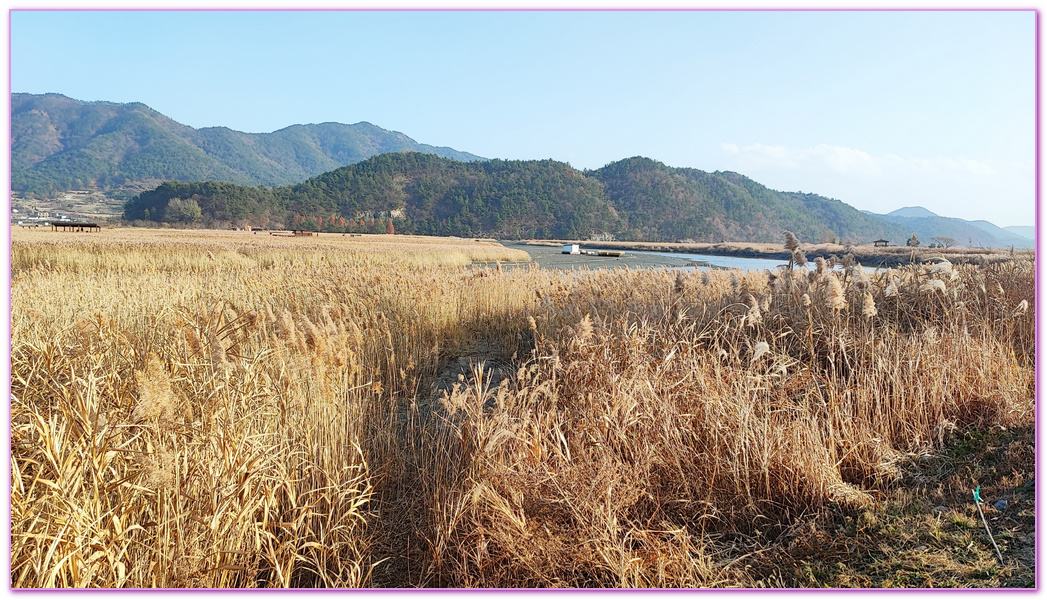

{"left": 11, "top": 230, "right": 1033, "bottom": 587}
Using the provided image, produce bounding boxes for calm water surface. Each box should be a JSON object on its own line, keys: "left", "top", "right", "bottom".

{"left": 633, "top": 251, "right": 795, "bottom": 272}
{"left": 635, "top": 251, "right": 881, "bottom": 273}
{"left": 496, "top": 244, "right": 879, "bottom": 273}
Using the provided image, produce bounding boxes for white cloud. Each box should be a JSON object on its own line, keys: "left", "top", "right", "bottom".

{"left": 814, "top": 145, "right": 880, "bottom": 176}
{"left": 721, "top": 142, "right": 997, "bottom": 178}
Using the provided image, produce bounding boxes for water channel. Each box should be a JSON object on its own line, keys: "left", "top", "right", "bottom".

{"left": 491, "top": 243, "right": 882, "bottom": 273}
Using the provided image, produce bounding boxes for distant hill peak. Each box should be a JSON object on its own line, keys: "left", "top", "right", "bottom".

{"left": 874, "top": 205, "right": 1033, "bottom": 249}
{"left": 887, "top": 206, "right": 939, "bottom": 219}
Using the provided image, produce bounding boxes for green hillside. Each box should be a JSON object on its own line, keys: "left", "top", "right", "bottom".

{"left": 590, "top": 157, "right": 904, "bottom": 243}
{"left": 124, "top": 153, "right": 909, "bottom": 244}
{"left": 11, "top": 93, "right": 485, "bottom": 198}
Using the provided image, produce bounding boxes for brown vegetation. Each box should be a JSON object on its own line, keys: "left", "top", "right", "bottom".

{"left": 10, "top": 228, "right": 1034, "bottom": 588}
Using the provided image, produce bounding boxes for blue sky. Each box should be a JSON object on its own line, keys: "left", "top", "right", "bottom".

{"left": 10, "top": 8, "right": 1036, "bottom": 227}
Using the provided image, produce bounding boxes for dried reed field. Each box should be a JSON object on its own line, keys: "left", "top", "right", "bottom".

{"left": 10, "top": 228, "right": 1035, "bottom": 588}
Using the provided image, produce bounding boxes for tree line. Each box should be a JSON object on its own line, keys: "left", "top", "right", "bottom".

{"left": 122, "top": 152, "right": 909, "bottom": 243}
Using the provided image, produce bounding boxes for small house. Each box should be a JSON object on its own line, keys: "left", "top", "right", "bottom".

{"left": 873, "top": 239, "right": 889, "bottom": 247}
{"left": 562, "top": 244, "right": 580, "bottom": 255}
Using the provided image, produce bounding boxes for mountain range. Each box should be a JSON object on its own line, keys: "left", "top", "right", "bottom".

{"left": 12, "top": 92, "right": 483, "bottom": 198}
{"left": 11, "top": 93, "right": 1032, "bottom": 248}
{"left": 865, "top": 207, "right": 1034, "bottom": 250}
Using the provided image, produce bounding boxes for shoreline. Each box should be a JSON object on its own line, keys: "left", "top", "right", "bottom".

{"left": 13, "top": 226, "right": 1030, "bottom": 270}
{"left": 517, "top": 239, "right": 1031, "bottom": 269}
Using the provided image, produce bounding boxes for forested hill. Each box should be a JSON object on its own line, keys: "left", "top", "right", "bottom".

{"left": 124, "top": 153, "right": 909, "bottom": 244}
{"left": 11, "top": 93, "right": 484, "bottom": 198}
{"left": 591, "top": 157, "right": 905, "bottom": 243}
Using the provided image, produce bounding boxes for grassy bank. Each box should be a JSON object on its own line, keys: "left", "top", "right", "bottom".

{"left": 12, "top": 228, "right": 532, "bottom": 272}
{"left": 11, "top": 230, "right": 1034, "bottom": 587}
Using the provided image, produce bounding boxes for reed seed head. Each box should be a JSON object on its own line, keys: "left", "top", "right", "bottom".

{"left": 1013, "top": 299, "right": 1029, "bottom": 317}
{"left": 792, "top": 249, "right": 807, "bottom": 268}
{"left": 132, "top": 356, "right": 180, "bottom": 424}
{"left": 825, "top": 276, "right": 847, "bottom": 311}
{"left": 575, "top": 314, "right": 594, "bottom": 343}
{"left": 751, "top": 341, "right": 770, "bottom": 364}
{"left": 862, "top": 292, "right": 877, "bottom": 318}
{"left": 277, "top": 309, "right": 300, "bottom": 347}
{"left": 920, "top": 279, "right": 947, "bottom": 295}
{"left": 746, "top": 294, "right": 762, "bottom": 328}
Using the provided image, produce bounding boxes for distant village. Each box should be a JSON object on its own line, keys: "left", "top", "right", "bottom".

{"left": 11, "top": 190, "right": 123, "bottom": 228}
